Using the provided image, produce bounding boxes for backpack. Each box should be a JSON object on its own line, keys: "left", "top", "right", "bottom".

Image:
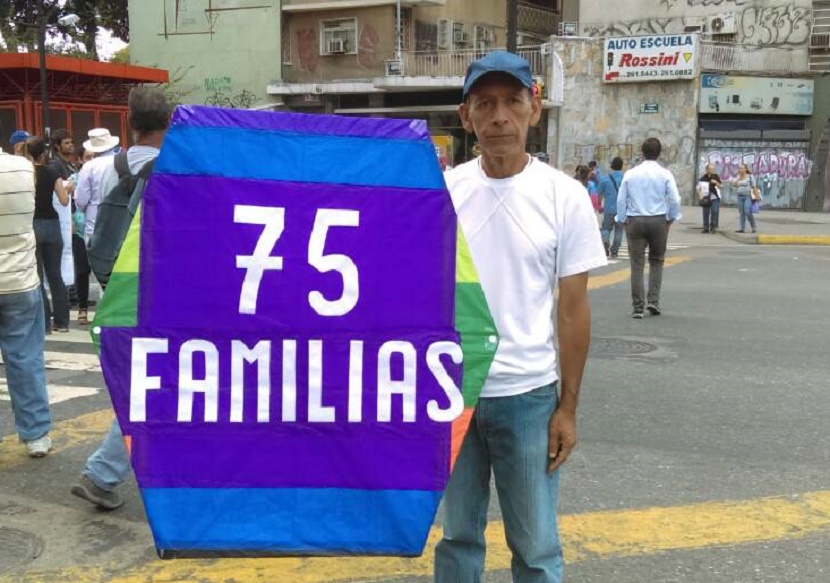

{"left": 87, "top": 151, "right": 155, "bottom": 287}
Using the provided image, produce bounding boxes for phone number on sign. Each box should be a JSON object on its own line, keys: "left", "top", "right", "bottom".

{"left": 622, "top": 69, "right": 694, "bottom": 78}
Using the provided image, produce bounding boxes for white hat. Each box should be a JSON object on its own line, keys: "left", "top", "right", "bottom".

{"left": 83, "top": 128, "right": 120, "bottom": 154}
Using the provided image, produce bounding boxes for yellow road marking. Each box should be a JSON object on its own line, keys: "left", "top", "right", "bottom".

{"left": 9, "top": 490, "right": 830, "bottom": 583}
{"left": 0, "top": 409, "right": 112, "bottom": 471}
{"left": 589, "top": 256, "right": 691, "bottom": 290}
{"left": 757, "top": 235, "right": 830, "bottom": 246}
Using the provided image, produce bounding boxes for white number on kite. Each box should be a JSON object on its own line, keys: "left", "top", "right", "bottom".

{"left": 234, "top": 205, "right": 361, "bottom": 317}
{"left": 234, "top": 205, "right": 286, "bottom": 315}
{"left": 308, "top": 209, "right": 361, "bottom": 317}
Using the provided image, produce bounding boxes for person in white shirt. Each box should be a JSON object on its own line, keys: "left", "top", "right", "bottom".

{"left": 615, "top": 138, "right": 683, "bottom": 318}
{"left": 434, "top": 52, "right": 607, "bottom": 583}
{"left": 0, "top": 131, "right": 53, "bottom": 458}
{"left": 74, "top": 128, "right": 121, "bottom": 241}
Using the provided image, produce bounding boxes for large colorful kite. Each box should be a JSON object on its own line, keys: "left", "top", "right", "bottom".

{"left": 93, "top": 106, "right": 497, "bottom": 557}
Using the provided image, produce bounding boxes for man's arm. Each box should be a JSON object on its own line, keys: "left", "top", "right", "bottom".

{"left": 74, "top": 164, "right": 93, "bottom": 212}
{"left": 665, "top": 172, "right": 682, "bottom": 223}
{"left": 615, "top": 178, "right": 629, "bottom": 223}
{"left": 548, "top": 271, "right": 591, "bottom": 473}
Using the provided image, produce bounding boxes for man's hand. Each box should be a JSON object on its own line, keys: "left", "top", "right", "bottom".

{"left": 547, "top": 407, "right": 577, "bottom": 473}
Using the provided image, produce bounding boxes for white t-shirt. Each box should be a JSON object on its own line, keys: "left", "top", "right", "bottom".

{"left": 446, "top": 156, "right": 608, "bottom": 398}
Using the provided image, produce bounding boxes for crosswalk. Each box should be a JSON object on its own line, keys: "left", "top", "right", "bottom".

{"left": 0, "top": 316, "right": 102, "bottom": 406}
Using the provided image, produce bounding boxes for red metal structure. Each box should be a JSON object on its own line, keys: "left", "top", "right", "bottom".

{"left": 0, "top": 53, "right": 168, "bottom": 150}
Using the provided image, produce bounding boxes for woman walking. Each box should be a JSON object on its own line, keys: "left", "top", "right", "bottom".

{"left": 698, "top": 163, "right": 722, "bottom": 233}
{"left": 730, "top": 164, "right": 757, "bottom": 233}
{"left": 25, "top": 137, "right": 71, "bottom": 333}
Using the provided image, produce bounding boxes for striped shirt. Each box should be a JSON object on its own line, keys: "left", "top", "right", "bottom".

{"left": 0, "top": 150, "right": 39, "bottom": 294}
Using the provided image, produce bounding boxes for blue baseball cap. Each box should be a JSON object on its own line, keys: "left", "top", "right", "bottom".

{"left": 9, "top": 130, "right": 31, "bottom": 146}
{"left": 462, "top": 51, "right": 534, "bottom": 99}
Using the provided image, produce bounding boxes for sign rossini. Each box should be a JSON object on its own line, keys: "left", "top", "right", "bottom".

{"left": 604, "top": 34, "right": 699, "bottom": 83}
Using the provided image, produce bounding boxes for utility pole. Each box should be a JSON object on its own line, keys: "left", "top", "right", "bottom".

{"left": 507, "top": 0, "right": 518, "bottom": 53}
{"left": 37, "top": 1, "right": 51, "bottom": 150}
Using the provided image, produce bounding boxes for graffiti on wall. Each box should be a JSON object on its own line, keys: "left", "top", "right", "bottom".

{"left": 740, "top": 6, "right": 810, "bottom": 47}
{"left": 699, "top": 143, "right": 814, "bottom": 208}
{"left": 204, "top": 89, "right": 259, "bottom": 109}
{"left": 585, "top": 3, "right": 811, "bottom": 48}
{"left": 204, "top": 76, "right": 233, "bottom": 93}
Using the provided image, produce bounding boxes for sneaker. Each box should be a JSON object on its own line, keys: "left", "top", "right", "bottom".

{"left": 647, "top": 304, "right": 662, "bottom": 316}
{"left": 71, "top": 475, "right": 125, "bottom": 510}
{"left": 702, "top": 228, "right": 709, "bottom": 233}
{"left": 26, "top": 434, "right": 52, "bottom": 458}
{"left": 632, "top": 311, "right": 644, "bottom": 319}
{"left": 735, "top": 229, "right": 745, "bottom": 233}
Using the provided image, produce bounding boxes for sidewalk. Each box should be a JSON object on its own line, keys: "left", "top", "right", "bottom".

{"left": 680, "top": 204, "right": 830, "bottom": 246}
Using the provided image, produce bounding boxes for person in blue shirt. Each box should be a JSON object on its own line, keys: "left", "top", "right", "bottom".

{"left": 598, "top": 157, "right": 625, "bottom": 258}
{"left": 616, "top": 138, "right": 682, "bottom": 319}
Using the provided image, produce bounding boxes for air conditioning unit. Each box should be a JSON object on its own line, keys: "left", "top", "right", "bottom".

{"left": 327, "top": 38, "right": 347, "bottom": 54}
{"left": 454, "top": 28, "right": 469, "bottom": 46}
{"left": 385, "top": 59, "right": 403, "bottom": 76}
{"left": 558, "top": 21, "right": 578, "bottom": 36}
{"left": 474, "top": 24, "right": 495, "bottom": 46}
{"left": 708, "top": 13, "right": 737, "bottom": 35}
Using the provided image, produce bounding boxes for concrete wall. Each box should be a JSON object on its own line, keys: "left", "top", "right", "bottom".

{"left": 806, "top": 76, "right": 830, "bottom": 212}
{"left": 129, "top": 0, "right": 281, "bottom": 107}
{"left": 549, "top": 38, "right": 700, "bottom": 199}
{"left": 578, "top": 0, "right": 811, "bottom": 68}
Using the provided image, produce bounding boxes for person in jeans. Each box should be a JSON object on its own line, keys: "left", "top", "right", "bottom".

{"left": 598, "top": 156, "right": 625, "bottom": 257}
{"left": 25, "top": 137, "right": 71, "bottom": 333}
{"left": 730, "top": 163, "right": 757, "bottom": 233}
{"left": 434, "top": 52, "right": 607, "bottom": 583}
{"left": 616, "top": 138, "right": 682, "bottom": 319}
{"left": 71, "top": 88, "right": 171, "bottom": 511}
{"left": 698, "top": 163, "right": 722, "bottom": 234}
{"left": 0, "top": 133, "right": 53, "bottom": 457}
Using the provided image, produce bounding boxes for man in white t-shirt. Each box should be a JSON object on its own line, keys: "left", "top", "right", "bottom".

{"left": 434, "top": 52, "right": 607, "bottom": 583}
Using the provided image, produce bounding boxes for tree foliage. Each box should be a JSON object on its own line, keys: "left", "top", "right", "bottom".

{"left": 0, "top": 0, "right": 128, "bottom": 60}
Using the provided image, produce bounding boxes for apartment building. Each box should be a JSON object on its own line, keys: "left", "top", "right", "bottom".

{"left": 272, "top": 0, "right": 561, "bottom": 164}
{"left": 551, "top": 0, "right": 830, "bottom": 211}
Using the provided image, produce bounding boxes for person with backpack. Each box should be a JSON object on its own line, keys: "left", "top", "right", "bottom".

{"left": 598, "top": 157, "right": 625, "bottom": 258}
{"left": 70, "top": 87, "right": 172, "bottom": 511}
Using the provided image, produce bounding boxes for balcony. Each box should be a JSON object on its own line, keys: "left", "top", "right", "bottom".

{"left": 282, "top": 0, "right": 444, "bottom": 11}
{"left": 700, "top": 41, "right": 810, "bottom": 76}
{"left": 398, "top": 47, "right": 545, "bottom": 79}
{"left": 518, "top": 1, "right": 558, "bottom": 37}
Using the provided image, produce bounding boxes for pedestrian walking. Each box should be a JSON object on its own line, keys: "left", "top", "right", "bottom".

{"left": 25, "top": 137, "right": 71, "bottom": 333}
{"left": 616, "top": 138, "right": 682, "bottom": 319}
{"left": 434, "top": 51, "right": 607, "bottom": 583}
{"left": 698, "top": 163, "right": 722, "bottom": 234}
{"left": 575, "top": 164, "right": 600, "bottom": 212}
{"left": 730, "top": 164, "right": 757, "bottom": 233}
{"left": 0, "top": 127, "right": 53, "bottom": 458}
{"left": 71, "top": 88, "right": 171, "bottom": 511}
{"left": 599, "top": 156, "right": 625, "bottom": 257}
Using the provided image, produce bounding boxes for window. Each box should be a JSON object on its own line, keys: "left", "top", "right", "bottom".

{"left": 320, "top": 18, "right": 358, "bottom": 55}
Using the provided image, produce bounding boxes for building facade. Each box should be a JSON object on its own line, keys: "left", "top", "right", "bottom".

{"left": 551, "top": 0, "right": 830, "bottom": 211}
{"left": 128, "top": 0, "right": 282, "bottom": 108}
{"left": 273, "top": 0, "right": 561, "bottom": 165}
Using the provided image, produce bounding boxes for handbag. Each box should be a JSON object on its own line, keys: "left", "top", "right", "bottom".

{"left": 750, "top": 176, "right": 762, "bottom": 201}
{"left": 750, "top": 200, "right": 761, "bottom": 214}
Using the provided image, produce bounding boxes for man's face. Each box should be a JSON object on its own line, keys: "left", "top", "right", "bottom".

{"left": 459, "top": 73, "right": 541, "bottom": 160}
{"left": 58, "top": 138, "right": 73, "bottom": 157}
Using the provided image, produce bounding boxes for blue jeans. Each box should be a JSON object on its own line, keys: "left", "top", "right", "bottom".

{"left": 600, "top": 212, "right": 624, "bottom": 255}
{"left": 33, "top": 219, "right": 70, "bottom": 330}
{"left": 702, "top": 198, "right": 720, "bottom": 231}
{"left": 737, "top": 194, "right": 756, "bottom": 231}
{"left": 435, "top": 384, "right": 563, "bottom": 583}
{"left": 83, "top": 419, "right": 131, "bottom": 491}
{"left": 0, "top": 288, "right": 51, "bottom": 442}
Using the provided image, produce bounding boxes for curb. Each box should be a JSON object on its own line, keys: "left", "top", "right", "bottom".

{"left": 717, "top": 231, "right": 830, "bottom": 246}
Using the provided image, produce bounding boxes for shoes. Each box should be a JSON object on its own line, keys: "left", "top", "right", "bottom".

{"left": 632, "top": 311, "right": 644, "bottom": 319}
{"left": 647, "top": 304, "right": 662, "bottom": 316}
{"left": 610, "top": 252, "right": 618, "bottom": 259}
{"left": 702, "top": 228, "right": 709, "bottom": 233}
{"left": 77, "top": 310, "right": 88, "bottom": 326}
{"left": 26, "top": 434, "right": 52, "bottom": 458}
{"left": 735, "top": 229, "right": 745, "bottom": 233}
{"left": 710, "top": 228, "right": 717, "bottom": 234}
{"left": 71, "top": 475, "right": 125, "bottom": 510}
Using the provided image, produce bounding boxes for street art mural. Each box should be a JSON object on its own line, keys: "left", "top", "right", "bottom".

{"left": 698, "top": 140, "right": 814, "bottom": 209}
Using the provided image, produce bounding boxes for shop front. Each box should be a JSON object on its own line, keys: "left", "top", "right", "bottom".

{"left": 696, "top": 74, "right": 815, "bottom": 210}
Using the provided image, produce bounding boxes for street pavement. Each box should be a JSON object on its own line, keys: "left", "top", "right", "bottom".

{"left": 2, "top": 214, "right": 830, "bottom": 582}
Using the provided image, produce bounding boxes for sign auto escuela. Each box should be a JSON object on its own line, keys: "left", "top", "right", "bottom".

{"left": 604, "top": 34, "right": 698, "bottom": 83}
